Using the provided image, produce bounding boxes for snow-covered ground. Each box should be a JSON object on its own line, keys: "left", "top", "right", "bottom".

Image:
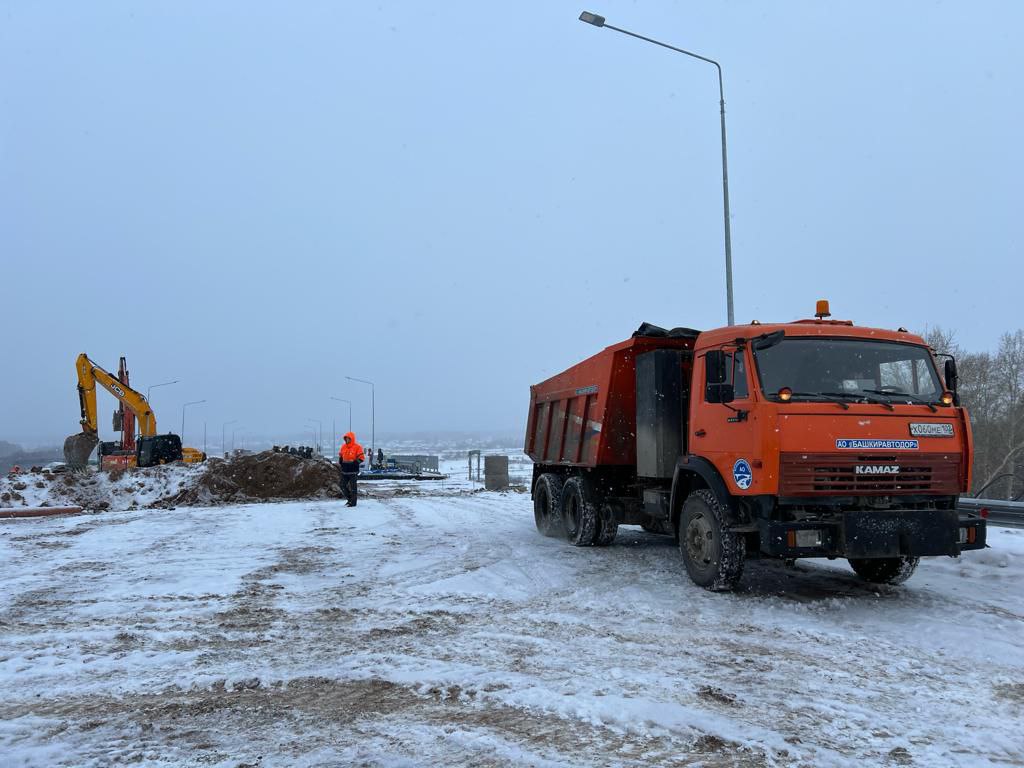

{"left": 1, "top": 484, "right": 1022, "bottom": 767}
{"left": 0, "top": 463, "right": 203, "bottom": 512}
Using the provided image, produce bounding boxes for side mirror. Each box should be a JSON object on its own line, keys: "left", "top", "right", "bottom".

{"left": 944, "top": 358, "right": 960, "bottom": 404}
{"left": 704, "top": 350, "right": 735, "bottom": 404}
{"left": 706, "top": 350, "right": 727, "bottom": 384}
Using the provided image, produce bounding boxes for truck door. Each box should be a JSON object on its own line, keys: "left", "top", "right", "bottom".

{"left": 691, "top": 347, "right": 762, "bottom": 496}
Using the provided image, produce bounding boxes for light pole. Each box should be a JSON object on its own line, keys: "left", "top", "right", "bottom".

{"left": 306, "top": 419, "right": 322, "bottom": 455}
{"left": 146, "top": 379, "right": 179, "bottom": 404}
{"left": 330, "top": 397, "right": 352, "bottom": 461}
{"left": 221, "top": 419, "right": 238, "bottom": 458}
{"left": 330, "top": 396, "right": 353, "bottom": 459}
{"left": 330, "top": 397, "right": 352, "bottom": 430}
{"left": 579, "top": 11, "right": 735, "bottom": 325}
{"left": 232, "top": 427, "right": 244, "bottom": 452}
{"left": 345, "top": 376, "right": 375, "bottom": 457}
{"left": 181, "top": 400, "right": 206, "bottom": 445}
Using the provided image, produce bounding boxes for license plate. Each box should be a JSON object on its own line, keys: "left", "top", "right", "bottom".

{"left": 909, "top": 423, "right": 954, "bottom": 437}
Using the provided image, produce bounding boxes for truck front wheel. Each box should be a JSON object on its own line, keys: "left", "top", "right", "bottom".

{"left": 533, "top": 474, "right": 564, "bottom": 537}
{"left": 561, "top": 476, "right": 598, "bottom": 546}
{"left": 848, "top": 556, "right": 919, "bottom": 585}
{"left": 678, "top": 489, "right": 745, "bottom": 591}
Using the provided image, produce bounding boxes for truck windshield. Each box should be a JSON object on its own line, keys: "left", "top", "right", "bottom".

{"left": 753, "top": 338, "right": 944, "bottom": 404}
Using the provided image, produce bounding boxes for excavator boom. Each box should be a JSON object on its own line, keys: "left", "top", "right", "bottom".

{"left": 64, "top": 353, "right": 159, "bottom": 469}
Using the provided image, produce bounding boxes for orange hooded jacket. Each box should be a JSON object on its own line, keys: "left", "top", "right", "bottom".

{"left": 338, "top": 432, "right": 365, "bottom": 470}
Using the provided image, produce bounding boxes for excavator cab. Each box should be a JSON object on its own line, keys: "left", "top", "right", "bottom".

{"left": 137, "top": 434, "right": 183, "bottom": 467}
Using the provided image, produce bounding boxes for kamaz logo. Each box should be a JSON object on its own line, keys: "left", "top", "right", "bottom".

{"left": 855, "top": 465, "right": 900, "bottom": 474}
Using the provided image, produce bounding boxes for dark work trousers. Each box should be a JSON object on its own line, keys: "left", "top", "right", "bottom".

{"left": 341, "top": 472, "right": 359, "bottom": 506}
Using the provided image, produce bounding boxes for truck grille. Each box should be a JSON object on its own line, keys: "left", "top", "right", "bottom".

{"left": 778, "top": 453, "right": 960, "bottom": 496}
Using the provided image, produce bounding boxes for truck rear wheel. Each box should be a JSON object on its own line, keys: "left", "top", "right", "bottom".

{"left": 533, "top": 474, "right": 564, "bottom": 537}
{"left": 848, "top": 556, "right": 920, "bottom": 585}
{"left": 561, "top": 476, "right": 598, "bottom": 546}
{"left": 678, "top": 489, "right": 745, "bottom": 591}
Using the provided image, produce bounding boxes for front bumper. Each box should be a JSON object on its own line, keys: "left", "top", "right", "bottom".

{"left": 758, "top": 509, "right": 986, "bottom": 558}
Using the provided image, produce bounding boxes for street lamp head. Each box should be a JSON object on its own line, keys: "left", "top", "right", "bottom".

{"left": 579, "top": 11, "right": 606, "bottom": 27}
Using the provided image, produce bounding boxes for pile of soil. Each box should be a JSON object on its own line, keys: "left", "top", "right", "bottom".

{"left": 169, "top": 451, "right": 340, "bottom": 505}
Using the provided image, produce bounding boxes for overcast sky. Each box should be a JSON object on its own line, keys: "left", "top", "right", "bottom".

{"left": 2, "top": 1, "right": 1021, "bottom": 448}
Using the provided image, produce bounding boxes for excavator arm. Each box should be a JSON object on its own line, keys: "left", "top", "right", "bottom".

{"left": 64, "top": 353, "right": 158, "bottom": 468}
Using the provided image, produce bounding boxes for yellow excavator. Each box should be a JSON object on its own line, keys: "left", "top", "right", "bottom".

{"left": 63, "top": 353, "right": 203, "bottom": 470}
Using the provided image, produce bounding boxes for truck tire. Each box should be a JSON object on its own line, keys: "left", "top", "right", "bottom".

{"left": 561, "top": 476, "right": 598, "bottom": 546}
{"left": 533, "top": 474, "right": 564, "bottom": 537}
{"left": 593, "top": 503, "right": 619, "bottom": 547}
{"left": 678, "top": 489, "right": 745, "bottom": 591}
{"left": 848, "top": 556, "right": 920, "bottom": 585}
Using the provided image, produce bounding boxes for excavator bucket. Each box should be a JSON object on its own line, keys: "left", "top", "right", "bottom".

{"left": 63, "top": 432, "right": 99, "bottom": 470}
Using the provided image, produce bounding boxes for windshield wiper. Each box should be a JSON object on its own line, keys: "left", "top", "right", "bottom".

{"left": 861, "top": 389, "right": 939, "bottom": 412}
{"left": 785, "top": 391, "right": 851, "bottom": 410}
{"left": 816, "top": 391, "right": 896, "bottom": 411}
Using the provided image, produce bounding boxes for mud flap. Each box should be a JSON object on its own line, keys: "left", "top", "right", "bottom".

{"left": 842, "top": 509, "right": 959, "bottom": 558}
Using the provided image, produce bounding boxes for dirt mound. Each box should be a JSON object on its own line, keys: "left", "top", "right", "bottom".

{"left": 169, "top": 452, "right": 340, "bottom": 505}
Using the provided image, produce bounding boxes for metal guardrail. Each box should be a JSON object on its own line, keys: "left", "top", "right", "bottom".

{"left": 958, "top": 497, "right": 1024, "bottom": 529}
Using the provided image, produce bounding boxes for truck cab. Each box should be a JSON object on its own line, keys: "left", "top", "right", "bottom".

{"left": 526, "top": 303, "right": 986, "bottom": 591}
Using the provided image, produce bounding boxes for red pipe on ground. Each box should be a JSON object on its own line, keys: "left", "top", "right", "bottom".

{"left": 0, "top": 506, "right": 84, "bottom": 519}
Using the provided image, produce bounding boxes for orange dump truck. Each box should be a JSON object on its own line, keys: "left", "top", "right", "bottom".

{"left": 525, "top": 302, "right": 985, "bottom": 591}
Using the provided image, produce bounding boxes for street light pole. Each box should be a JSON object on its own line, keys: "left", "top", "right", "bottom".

{"left": 181, "top": 400, "right": 206, "bottom": 445}
{"left": 579, "top": 11, "right": 735, "bottom": 325}
{"left": 232, "top": 427, "right": 244, "bottom": 452}
{"left": 146, "top": 379, "right": 179, "bottom": 404}
{"left": 330, "top": 396, "right": 353, "bottom": 458}
{"left": 222, "top": 419, "right": 238, "bottom": 458}
{"left": 330, "top": 397, "right": 352, "bottom": 431}
{"left": 306, "top": 419, "right": 323, "bottom": 455}
{"left": 345, "top": 377, "right": 375, "bottom": 458}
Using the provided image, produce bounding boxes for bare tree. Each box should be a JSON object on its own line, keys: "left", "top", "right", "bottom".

{"left": 922, "top": 325, "right": 960, "bottom": 358}
{"left": 988, "top": 331, "right": 1024, "bottom": 498}
{"left": 920, "top": 325, "right": 1024, "bottom": 498}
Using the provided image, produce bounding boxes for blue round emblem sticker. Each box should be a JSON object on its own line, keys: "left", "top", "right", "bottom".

{"left": 733, "top": 459, "right": 753, "bottom": 490}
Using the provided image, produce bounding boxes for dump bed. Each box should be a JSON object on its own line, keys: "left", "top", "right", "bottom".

{"left": 526, "top": 325, "right": 697, "bottom": 468}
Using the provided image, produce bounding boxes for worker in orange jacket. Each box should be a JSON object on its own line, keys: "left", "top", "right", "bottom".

{"left": 338, "top": 432, "right": 365, "bottom": 507}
